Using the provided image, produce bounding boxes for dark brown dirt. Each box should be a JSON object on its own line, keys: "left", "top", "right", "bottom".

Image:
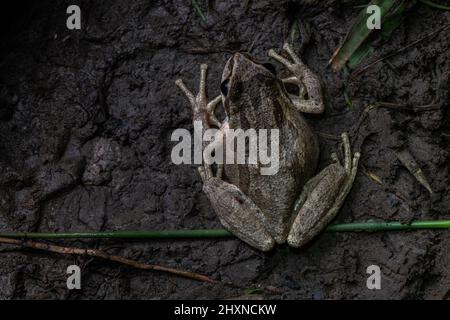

{"left": 0, "top": 0, "right": 449, "bottom": 299}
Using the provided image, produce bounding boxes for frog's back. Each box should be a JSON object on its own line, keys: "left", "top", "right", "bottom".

{"left": 224, "top": 82, "right": 319, "bottom": 243}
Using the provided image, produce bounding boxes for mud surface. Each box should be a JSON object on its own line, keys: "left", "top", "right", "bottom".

{"left": 0, "top": 0, "right": 449, "bottom": 299}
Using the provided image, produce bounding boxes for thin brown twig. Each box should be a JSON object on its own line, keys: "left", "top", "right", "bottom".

{"left": 350, "top": 23, "right": 450, "bottom": 80}
{"left": 0, "top": 237, "right": 217, "bottom": 284}
{"left": 376, "top": 101, "right": 440, "bottom": 111}
{"left": 353, "top": 100, "right": 440, "bottom": 136}
{"left": 181, "top": 47, "right": 235, "bottom": 55}
{"left": 316, "top": 131, "right": 341, "bottom": 141}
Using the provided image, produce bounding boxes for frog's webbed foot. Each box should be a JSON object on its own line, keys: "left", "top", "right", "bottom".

{"left": 268, "top": 43, "right": 324, "bottom": 114}
{"left": 199, "top": 165, "right": 275, "bottom": 252}
{"left": 287, "top": 133, "right": 360, "bottom": 248}
{"left": 175, "top": 64, "right": 222, "bottom": 128}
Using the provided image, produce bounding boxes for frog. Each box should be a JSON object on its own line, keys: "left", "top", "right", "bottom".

{"left": 175, "top": 43, "right": 360, "bottom": 251}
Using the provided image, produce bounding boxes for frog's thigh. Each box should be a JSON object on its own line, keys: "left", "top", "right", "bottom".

{"left": 203, "top": 177, "right": 275, "bottom": 252}
{"left": 287, "top": 163, "right": 347, "bottom": 248}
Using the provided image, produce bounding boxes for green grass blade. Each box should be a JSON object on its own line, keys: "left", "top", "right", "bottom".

{"left": 330, "top": 0, "right": 402, "bottom": 71}
{"left": 326, "top": 220, "right": 450, "bottom": 232}
{"left": 381, "top": 0, "right": 406, "bottom": 39}
{"left": 1, "top": 219, "right": 450, "bottom": 240}
{"left": 348, "top": 44, "right": 375, "bottom": 69}
{"left": 192, "top": 0, "right": 206, "bottom": 21}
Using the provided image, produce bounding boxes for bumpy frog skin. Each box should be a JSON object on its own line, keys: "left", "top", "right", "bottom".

{"left": 176, "top": 43, "right": 360, "bottom": 251}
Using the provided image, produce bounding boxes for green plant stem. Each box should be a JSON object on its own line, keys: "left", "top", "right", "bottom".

{"left": 1, "top": 220, "right": 450, "bottom": 240}
{"left": 418, "top": 0, "right": 450, "bottom": 10}
{"left": 326, "top": 219, "right": 450, "bottom": 232}
{"left": 191, "top": 0, "right": 206, "bottom": 21}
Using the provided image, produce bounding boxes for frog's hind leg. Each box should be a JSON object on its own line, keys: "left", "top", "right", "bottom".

{"left": 287, "top": 133, "right": 360, "bottom": 248}
{"left": 199, "top": 165, "right": 275, "bottom": 252}
{"left": 268, "top": 43, "right": 324, "bottom": 114}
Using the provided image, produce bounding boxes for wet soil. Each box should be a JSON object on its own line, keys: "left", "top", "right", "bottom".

{"left": 0, "top": 0, "right": 449, "bottom": 299}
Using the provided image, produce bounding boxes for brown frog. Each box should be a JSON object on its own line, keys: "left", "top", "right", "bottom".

{"left": 175, "top": 43, "right": 359, "bottom": 251}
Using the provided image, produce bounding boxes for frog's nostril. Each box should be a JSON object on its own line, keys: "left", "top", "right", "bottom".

{"left": 221, "top": 79, "right": 230, "bottom": 96}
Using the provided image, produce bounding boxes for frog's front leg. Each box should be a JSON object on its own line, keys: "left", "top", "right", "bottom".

{"left": 175, "top": 64, "right": 222, "bottom": 179}
{"left": 268, "top": 43, "right": 324, "bottom": 114}
{"left": 287, "top": 133, "right": 360, "bottom": 248}
{"left": 176, "top": 64, "right": 222, "bottom": 128}
{"left": 199, "top": 166, "right": 275, "bottom": 252}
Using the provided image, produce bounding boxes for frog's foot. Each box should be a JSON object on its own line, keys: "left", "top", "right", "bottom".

{"left": 199, "top": 165, "right": 275, "bottom": 252}
{"left": 268, "top": 43, "right": 324, "bottom": 114}
{"left": 287, "top": 133, "right": 360, "bottom": 248}
{"left": 175, "top": 64, "right": 222, "bottom": 128}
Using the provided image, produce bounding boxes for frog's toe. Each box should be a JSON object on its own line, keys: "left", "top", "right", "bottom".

{"left": 268, "top": 48, "right": 294, "bottom": 70}
{"left": 339, "top": 132, "right": 360, "bottom": 175}
{"left": 175, "top": 79, "right": 195, "bottom": 106}
{"left": 282, "top": 42, "right": 302, "bottom": 64}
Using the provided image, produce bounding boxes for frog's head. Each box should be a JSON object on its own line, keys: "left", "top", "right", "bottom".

{"left": 221, "top": 52, "right": 279, "bottom": 117}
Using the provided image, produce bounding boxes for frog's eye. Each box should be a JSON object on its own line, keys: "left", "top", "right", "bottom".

{"left": 284, "top": 82, "right": 300, "bottom": 96}
{"left": 221, "top": 79, "right": 230, "bottom": 96}
{"left": 262, "top": 63, "right": 277, "bottom": 76}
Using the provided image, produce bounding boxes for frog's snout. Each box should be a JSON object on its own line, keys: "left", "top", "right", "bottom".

{"left": 231, "top": 52, "right": 257, "bottom": 71}
{"left": 222, "top": 53, "right": 247, "bottom": 82}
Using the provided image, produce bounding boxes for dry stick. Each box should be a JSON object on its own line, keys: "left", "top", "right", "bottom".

{"left": 181, "top": 47, "right": 235, "bottom": 55}
{"left": 353, "top": 101, "right": 439, "bottom": 137}
{"left": 0, "top": 237, "right": 217, "bottom": 284}
{"left": 316, "top": 131, "right": 341, "bottom": 141}
{"left": 376, "top": 101, "right": 440, "bottom": 112}
{"left": 349, "top": 23, "right": 450, "bottom": 80}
